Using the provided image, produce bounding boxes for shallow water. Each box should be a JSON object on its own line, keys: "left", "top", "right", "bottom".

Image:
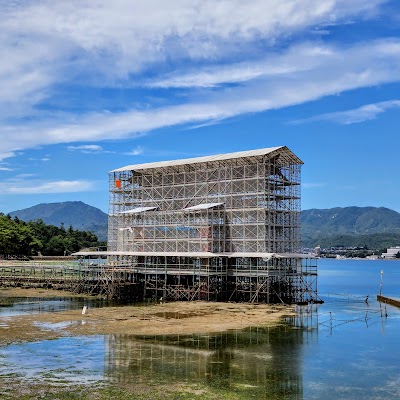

{"left": 0, "top": 297, "right": 84, "bottom": 317}
{"left": 0, "top": 258, "right": 400, "bottom": 399}
{"left": 0, "top": 296, "right": 143, "bottom": 317}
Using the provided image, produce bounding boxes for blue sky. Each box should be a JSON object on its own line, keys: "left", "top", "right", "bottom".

{"left": 0, "top": 0, "right": 399, "bottom": 214}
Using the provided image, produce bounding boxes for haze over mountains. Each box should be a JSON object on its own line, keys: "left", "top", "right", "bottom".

{"left": 7, "top": 202, "right": 400, "bottom": 249}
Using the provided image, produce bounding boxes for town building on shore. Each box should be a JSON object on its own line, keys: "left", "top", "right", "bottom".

{"left": 381, "top": 246, "right": 400, "bottom": 259}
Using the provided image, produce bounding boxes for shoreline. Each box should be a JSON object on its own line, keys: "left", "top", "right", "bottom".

{"left": 0, "top": 287, "right": 94, "bottom": 299}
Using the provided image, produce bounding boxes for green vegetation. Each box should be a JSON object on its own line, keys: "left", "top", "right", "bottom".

{"left": 304, "top": 232, "right": 400, "bottom": 251}
{"left": 0, "top": 214, "right": 105, "bottom": 257}
{"left": 9, "top": 201, "right": 108, "bottom": 241}
{"left": 0, "top": 379, "right": 263, "bottom": 400}
{"left": 6, "top": 203, "right": 400, "bottom": 253}
{"left": 301, "top": 206, "right": 400, "bottom": 250}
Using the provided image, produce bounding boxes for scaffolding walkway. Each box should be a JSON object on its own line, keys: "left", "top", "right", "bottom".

{"left": 0, "top": 264, "right": 139, "bottom": 299}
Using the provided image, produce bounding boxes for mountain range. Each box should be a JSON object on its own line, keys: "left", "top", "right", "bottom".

{"left": 301, "top": 207, "right": 400, "bottom": 248}
{"left": 9, "top": 201, "right": 108, "bottom": 241}
{"left": 7, "top": 202, "right": 400, "bottom": 249}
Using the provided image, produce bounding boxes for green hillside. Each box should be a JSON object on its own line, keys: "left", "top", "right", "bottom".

{"left": 301, "top": 206, "right": 400, "bottom": 248}
{"left": 9, "top": 201, "right": 108, "bottom": 241}
{"left": 7, "top": 202, "right": 400, "bottom": 250}
{"left": 0, "top": 214, "right": 104, "bottom": 257}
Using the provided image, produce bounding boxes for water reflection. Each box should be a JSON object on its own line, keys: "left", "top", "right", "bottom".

{"left": 0, "top": 297, "right": 137, "bottom": 317}
{"left": 1, "top": 259, "right": 400, "bottom": 398}
{"left": 105, "top": 325, "right": 316, "bottom": 399}
{"left": 0, "top": 336, "right": 105, "bottom": 383}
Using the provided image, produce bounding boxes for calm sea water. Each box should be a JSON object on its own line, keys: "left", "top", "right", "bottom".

{"left": 1, "top": 258, "right": 399, "bottom": 399}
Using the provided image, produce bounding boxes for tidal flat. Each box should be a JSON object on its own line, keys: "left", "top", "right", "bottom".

{"left": 1, "top": 259, "right": 400, "bottom": 399}
{"left": 0, "top": 291, "right": 293, "bottom": 344}
{"left": 0, "top": 289, "right": 294, "bottom": 399}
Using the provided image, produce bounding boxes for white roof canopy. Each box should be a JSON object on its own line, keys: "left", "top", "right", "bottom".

{"left": 110, "top": 146, "right": 303, "bottom": 172}
{"left": 183, "top": 202, "right": 224, "bottom": 211}
{"left": 118, "top": 206, "right": 157, "bottom": 214}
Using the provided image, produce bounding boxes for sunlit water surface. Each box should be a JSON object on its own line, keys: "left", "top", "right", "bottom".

{"left": 0, "top": 258, "right": 399, "bottom": 399}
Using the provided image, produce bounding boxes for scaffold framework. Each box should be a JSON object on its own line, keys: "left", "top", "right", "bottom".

{"left": 76, "top": 146, "right": 322, "bottom": 303}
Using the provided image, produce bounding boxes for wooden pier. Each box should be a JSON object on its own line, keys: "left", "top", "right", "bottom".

{"left": 377, "top": 295, "right": 400, "bottom": 308}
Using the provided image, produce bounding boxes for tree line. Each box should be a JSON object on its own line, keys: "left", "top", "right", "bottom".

{"left": 302, "top": 232, "right": 400, "bottom": 252}
{"left": 0, "top": 214, "right": 105, "bottom": 257}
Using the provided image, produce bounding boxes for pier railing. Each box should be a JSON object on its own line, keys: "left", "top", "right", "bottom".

{"left": 0, "top": 261, "right": 138, "bottom": 299}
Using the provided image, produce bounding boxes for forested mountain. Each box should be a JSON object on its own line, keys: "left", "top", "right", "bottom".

{"left": 9, "top": 201, "right": 108, "bottom": 241}
{"left": 0, "top": 215, "right": 104, "bottom": 257}
{"left": 6, "top": 202, "right": 400, "bottom": 251}
{"left": 301, "top": 206, "right": 400, "bottom": 248}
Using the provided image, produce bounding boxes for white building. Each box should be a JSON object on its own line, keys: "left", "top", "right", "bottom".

{"left": 381, "top": 246, "right": 400, "bottom": 259}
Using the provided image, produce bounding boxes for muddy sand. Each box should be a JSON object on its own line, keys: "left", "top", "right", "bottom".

{"left": 0, "top": 288, "right": 295, "bottom": 344}
{"left": 0, "top": 287, "right": 89, "bottom": 298}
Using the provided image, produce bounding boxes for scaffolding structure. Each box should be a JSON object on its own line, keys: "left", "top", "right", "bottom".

{"left": 77, "top": 146, "right": 320, "bottom": 303}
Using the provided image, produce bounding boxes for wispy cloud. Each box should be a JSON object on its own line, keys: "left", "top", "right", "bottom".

{"left": 15, "top": 174, "right": 37, "bottom": 179}
{"left": 292, "top": 99, "right": 400, "bottom": 125}
{"left": 0, "top": 152, "right": 16, "bottom": 162}
{"left": 28, "top": 157, "right": 51, "bottom": 162}
{"left": 124, "top": 146, "right": 144, "bottom": 156}
{"left": 302, "top": 182, "right": 327, "bottom": 189}
{"left": 145, "top": 43, "right": 332, "bottom": 89}
{"left": 0, "top": 167, "right": 13, "bottom": 171}
{"left": 0, "top": 179, "right": 97, "bottom": 194}
{"left": 67, "top": 144, "right": 110, "bottom": 154}
{"left": 1, "top": 38, "right": 400, "bottom": 159}
{"left": 0, "top": 1, "right": 391, "bottom": 159}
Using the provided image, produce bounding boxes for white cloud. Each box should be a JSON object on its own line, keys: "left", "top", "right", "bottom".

{"left": 0, "top": 167, "right": 13, "bottom": 171}
{"left": 0, "top": 0, "right": 384, "bottom": 114}
{"left": 0, "top": 39, "right": 399, "bottom": 158}
{"left": 302, "top": 182, "right": 326, "bottom": 189}
{"left": 0, "top": 179, "right": 97, "bottom": 194}
{"left": 0, "top": 1, "right": 393, "bottom": 159}
{"left": 27, "top": 157, "right": 51, "bottom": 162}
{"left": 146, "top": 43, "right": 331, "bottom": 88}
{"left": 0, "top": 152, "right": 16, "bottom": 162}
{"left": 291, "top": 99, "right": 400, "bottom": 125}
{"left": 124, "top": 146, "right": 144, "bottom": 156}
{"left": 67, "top": 144, "right": 107, "bottom": 153}
{"left": 15, "top": 174, "right": 37, "bottom": 179}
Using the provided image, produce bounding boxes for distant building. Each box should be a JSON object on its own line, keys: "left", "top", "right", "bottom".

{"left": 381, "top": 246, "right": 400, "bottom": 259}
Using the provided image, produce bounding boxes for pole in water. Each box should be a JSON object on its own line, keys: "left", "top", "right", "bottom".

{"left": 379, "top": 270, "right": 384, "bottom": 296}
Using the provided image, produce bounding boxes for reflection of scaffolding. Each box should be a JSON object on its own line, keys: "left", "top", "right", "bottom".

{"left": 76, "top": 146, "right": 321, "bottom": 303}
{"left": 105, "top": 327, "right": 308, "bottom": 398}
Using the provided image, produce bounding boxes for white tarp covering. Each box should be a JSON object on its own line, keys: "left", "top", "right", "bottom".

{"left": 111, "top": 146, "right": 294, "bottom": 172}
{"left": 183, "top": 202, "right": 224, "bottom": 211}
{"left": 118, "top": 206, "right": 157, "bottom": 214}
